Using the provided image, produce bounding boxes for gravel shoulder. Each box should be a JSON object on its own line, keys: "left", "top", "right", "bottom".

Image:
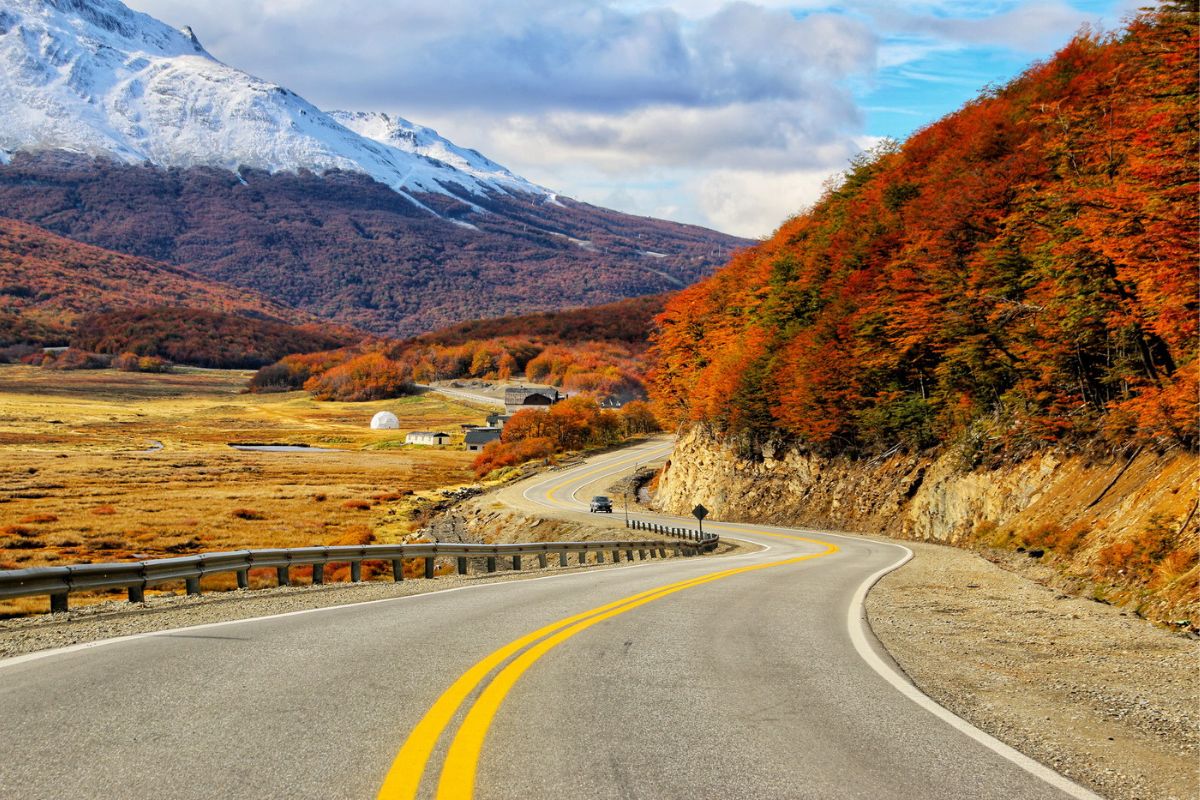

{"left": 867, "top": 540, "right": 1200, "bottom": 800}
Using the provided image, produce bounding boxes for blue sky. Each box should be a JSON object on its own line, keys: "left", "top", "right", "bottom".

{"left": 128, "top": 0, "right": 1141, "bottom": 237}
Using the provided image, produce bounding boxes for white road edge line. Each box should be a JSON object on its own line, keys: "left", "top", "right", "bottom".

{"left": 846, "top": 545, "right": 1105, "bottom": 800}
{"left": 542, "top": 447, "right": 1103, "bottom": 798}
{"left": 1, "top": 438, "right": 1107, "bottom": 800}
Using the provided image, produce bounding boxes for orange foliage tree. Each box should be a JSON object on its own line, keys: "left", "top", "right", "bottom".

{"left": 650, "top": 6, "right": 1197, "bottom": 457}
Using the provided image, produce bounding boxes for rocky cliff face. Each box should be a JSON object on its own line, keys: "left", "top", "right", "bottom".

{"left": 656, "top": 425, "right": 1198, "bottom": 625}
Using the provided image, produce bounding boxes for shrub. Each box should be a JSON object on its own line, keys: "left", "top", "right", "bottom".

{"left": 41, "top": 348, "right": 110, "bottom": 370}
{"left": 329, "top": 525, "right": 374, "bottom": 546}
{"left": 113, "top": 351, "right": 170, "bottom": 373}
{"left": 1, "top": 525, "right": 34, "bottom": 537}
{"left": 5, "top": 537, "right": 43, "bottom": 549}
{"left": 1096, "top": 515, "right": 1184, "bottom": 584}
{"left": 1020, "top": 522, "right": 1089, "bottom": 556}
{"left": 248, "top": 360, "right": 311, "bottom": 393}
{"left": 231, "top": 508, "right": 265, "bottom": 520}
{"left": 18, "top": 514, "right": 58, "bottom": 524}
{"left": 91, "top": 505, "right": 117, "bottom": 516}
{"left": 342, "top": 499, "right": 373, "bottom": 511}
{"left": 304, "top": 352, "right": 414, "bottom": 401}
{"left": 472, "top": 436, "right": 557, "bottom": 478}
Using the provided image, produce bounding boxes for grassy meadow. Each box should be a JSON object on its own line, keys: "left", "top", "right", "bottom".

{"left": 0, "top": 365, "right": 486, "bottom": 614}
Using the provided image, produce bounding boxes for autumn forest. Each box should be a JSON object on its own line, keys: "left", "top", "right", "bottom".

{"left": 649, "top": 7, "right": 1197, "bottom": 460}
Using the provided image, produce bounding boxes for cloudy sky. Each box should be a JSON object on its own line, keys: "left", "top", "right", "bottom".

{"left": 127, "top": 0, "right": 1140, "bottom": 237}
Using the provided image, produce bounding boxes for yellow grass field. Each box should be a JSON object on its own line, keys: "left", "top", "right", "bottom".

{"left": 0, "top": 365, "right": 487, "bottom": 614}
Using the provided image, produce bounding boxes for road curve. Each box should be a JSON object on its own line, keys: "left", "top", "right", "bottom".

{"left": 0, "top": 441, "right": 1101, "bottom": 800}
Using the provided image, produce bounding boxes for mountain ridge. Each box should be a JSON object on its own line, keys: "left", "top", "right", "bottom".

{"left": 0, "top": 0, "right": 748, "bottom": 336}
{"left": 0, "top": 0, "right": 542, "bottom": 204}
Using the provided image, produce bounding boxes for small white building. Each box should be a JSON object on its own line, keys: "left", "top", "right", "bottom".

{"left": 406, "top": 431, "right": 450, "bottom": 446}
{"left": 370, "top": 411, "right": 400, "bottom": 430}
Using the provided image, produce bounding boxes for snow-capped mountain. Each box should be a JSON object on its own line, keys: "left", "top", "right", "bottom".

{"left": 0, "top": 0, "right": 545, "bottom": 203}
{"left": 0, "top": 0, "right": 749, "bottom": 337}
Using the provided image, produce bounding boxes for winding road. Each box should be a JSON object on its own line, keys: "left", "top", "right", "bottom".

{"left": 0, "top": 439, "right": 1101, "bottom": 799}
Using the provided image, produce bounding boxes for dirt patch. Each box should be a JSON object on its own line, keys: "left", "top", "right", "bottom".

{"left": 867, "top": 540, "right": 1199, "bottom": 800}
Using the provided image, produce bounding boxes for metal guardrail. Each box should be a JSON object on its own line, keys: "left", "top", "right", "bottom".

{"left": 0, "top": 534, "right": 712, "bottom": 614}
{"left": 626, "top": 518, "right": 719, "bottom": 551}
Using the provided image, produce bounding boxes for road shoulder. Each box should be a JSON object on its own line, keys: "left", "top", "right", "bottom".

{"left": 866, "top": 540, "right": 1198, "bottom": 800}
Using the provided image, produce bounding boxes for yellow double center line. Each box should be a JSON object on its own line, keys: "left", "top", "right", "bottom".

{"left": 376, "top": 528, "right": 838, "bottom": 800}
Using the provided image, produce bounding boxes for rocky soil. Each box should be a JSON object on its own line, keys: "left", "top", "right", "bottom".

{"left": 868, "top": 540, "right": 1199, "bottom": 800}
{"left": 655, "top": 426, "right": 1198, "bottom": 626}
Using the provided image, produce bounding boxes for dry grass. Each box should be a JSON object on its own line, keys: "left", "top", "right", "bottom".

{"left": 0, "top": 365, "right": 485, "bottom": 615}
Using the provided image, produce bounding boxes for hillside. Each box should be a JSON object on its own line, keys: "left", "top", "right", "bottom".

{"left": 651, "top": 10, "right": 1196, "bottom": 455}
{"left": 411, "top": 294, "right": 669, "bottom": 348}
{"left": 0, "top": 0, "right": 747, "bottom": 337}
{"left": 249, "top": 295, "right": 671, "bottom": 401}
{"left": 0, "top": 217, "right": 300, "bottom": 345}
{"left": 71, "top": 308, "right": 356, "bottom": 369}
{"left": 649, "top": 8, "right": 1197, "bottom": 623}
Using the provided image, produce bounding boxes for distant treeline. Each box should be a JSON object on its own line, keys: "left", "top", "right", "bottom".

{"left": 248, "top": 295, "right": 669, "bottom": 402}
{"left": 71, "top": 307, "right": 356, "bottom": 369}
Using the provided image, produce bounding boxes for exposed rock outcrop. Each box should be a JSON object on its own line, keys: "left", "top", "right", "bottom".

{"left": 656, "top": 425, "right": 1198, "bottom": 625}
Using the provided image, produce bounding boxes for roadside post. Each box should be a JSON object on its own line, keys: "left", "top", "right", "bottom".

{"left": 692, "top": 503, "right": 708, "bottom": 539}
{"left": 625, "top": 462, "right": 638, "bottom": 525}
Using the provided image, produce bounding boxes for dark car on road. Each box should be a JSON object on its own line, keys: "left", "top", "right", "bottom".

{"left": 589, "top": 495, "right": 613, "bottom": 513}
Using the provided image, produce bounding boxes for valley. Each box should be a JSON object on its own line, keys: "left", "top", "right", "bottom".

{"left": 0, "top": 365, "right": 485, "bottom": 615}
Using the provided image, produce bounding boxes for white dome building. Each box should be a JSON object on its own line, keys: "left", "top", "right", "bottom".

{"left": 370, "top": 411, "right": 400, "bottom": 430}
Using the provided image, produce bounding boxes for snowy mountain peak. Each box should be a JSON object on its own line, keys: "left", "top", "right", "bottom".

{"left": 0, "top": 0, "right": 547, "bottom": 207}
{"left": 328, "top": 110, "right": 540, "bottom": 194}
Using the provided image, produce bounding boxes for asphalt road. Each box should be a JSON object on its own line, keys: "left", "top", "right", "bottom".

{"left": 415, "top": 384, "right": 505, "bottom": 409}
{"left": 0, "top": 439, "right": 1101, "bottom": 800}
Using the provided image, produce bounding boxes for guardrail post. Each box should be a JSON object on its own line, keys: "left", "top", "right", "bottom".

{"left": 537, "top": 553, "right": 548, "bottom": 569}
{"left": 350, "top": 561, "right": 362, "bottom": 583}
{"left": 625, "top": 548, "right": 634, "bottom": 561}
{"left": 311, "top": 564, "right": 324, "bottom": 585}
{"left": 639, "top": 549, "right": 647, "bottom": 560}
{"left": 612, "top": 549, "right": 620, "bottom": 563}
{"left": 487, "top": 556, "right": 497, "bottom": 573}
{"left": 559, "top": 552, "right": 568, "bottom": 567}
{"left": 596, "top": 550, "right": 604, "bottom": 564}
{"left": 392, "top": 559, "right": 404, "bottom": 581}
{"left": 673, "top": 545, "right": 682, "bottom": 557}
{"left": 578, "top": 552, "right": 588, "bottom": 566}
{"left": 457, "top": 557, "right": 468, "bottom": 575}
{"left": 276, "top": 566, "right": 290, "bottom": 586}
{"left": 128, "top": 585, "right": 145, "bottom": 603}
{"left": 424, "top": 557, "right": 435, "bottom": 579}
{"left": 236, "top": 569, "right": 250, "bottom": 590}
{"left": 512, "top": 555, "right": 522, "bottom": 571}
{"left": 658, "top": 547, "right": 667, "bottom": 558}
{"left": 186, "top": 576, "right": 202, "bottom": 595}
{"left": 50, "top": 592, "right": 68, "bottom": 613}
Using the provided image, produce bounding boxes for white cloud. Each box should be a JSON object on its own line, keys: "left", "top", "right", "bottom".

{"left": 122, "top": 0, "right": 1118, "bottom": 238}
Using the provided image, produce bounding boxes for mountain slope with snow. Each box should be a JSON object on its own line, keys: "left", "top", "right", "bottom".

{"left": 0, "top": 0, "right": 544, "bottom": 201}
{"left": 0, "top": 0, "right": 749, "bottom": 336}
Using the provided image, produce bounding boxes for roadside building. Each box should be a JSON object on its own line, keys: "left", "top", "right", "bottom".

{"left": 486, "top": 412, "right": 513, "bottom": 428}
{"left": 464, "top": 427, "right": 502, "bottom": 452}
{"left": 405, "top": 431, "right": 450, "bottom": 446}
{"left": 503, "top": 386, "right": 561, "bottom": 415}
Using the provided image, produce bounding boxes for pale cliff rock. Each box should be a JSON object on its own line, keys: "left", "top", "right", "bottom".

{"left": 657, "top": 425, "right": 1198, "bottom": 623}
